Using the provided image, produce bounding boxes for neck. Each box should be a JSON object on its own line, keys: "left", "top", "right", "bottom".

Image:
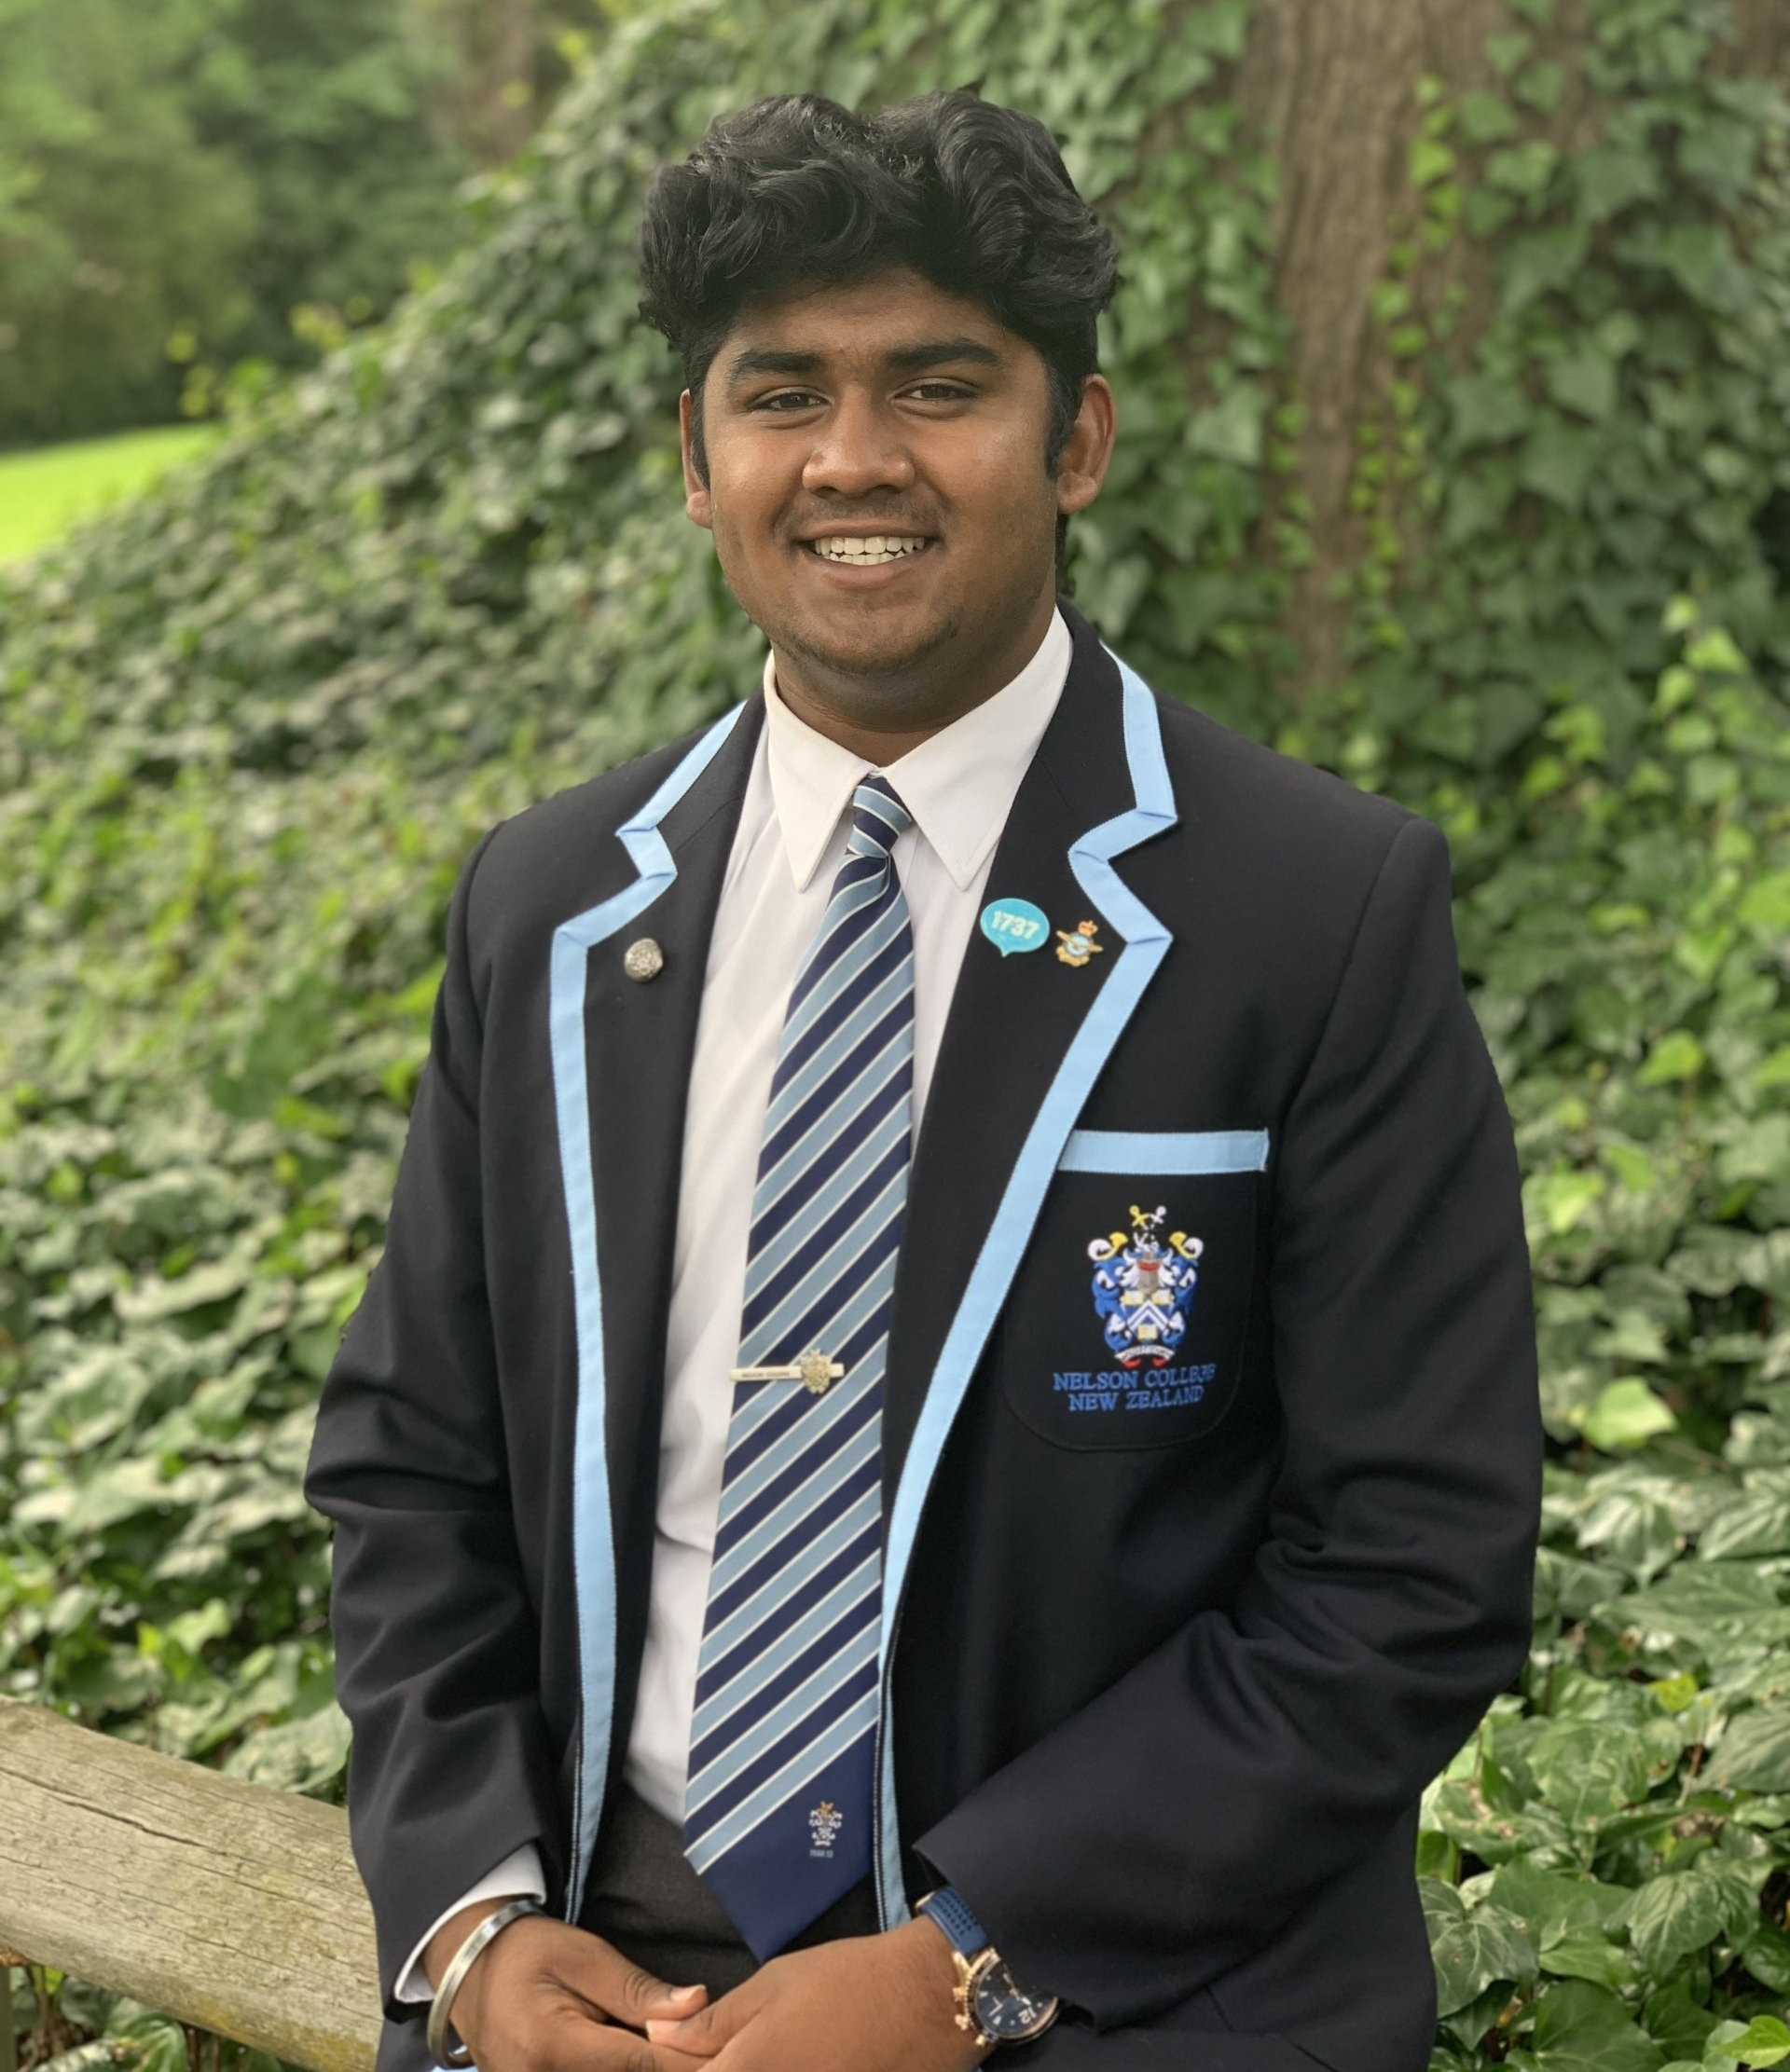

{"left": 771, "top": 583, "right": 1057, "bottom": 764}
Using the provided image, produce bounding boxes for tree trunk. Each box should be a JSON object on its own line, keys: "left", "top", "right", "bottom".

{"left": 419, "top": 0, "right": 539, "bottom": 166}
{"left": 481, "top": 0, "right": 539, "bottom": 164}
{"left": 1235, "top": 0, "right": 1514, "bottom": 697}
{"left": 1729, "top": 0, "right": 1789, "bottom": 82}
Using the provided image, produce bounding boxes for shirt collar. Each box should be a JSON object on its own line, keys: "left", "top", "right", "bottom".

{"left": 761, "top": 606, "right": 1073, "bottom": 893}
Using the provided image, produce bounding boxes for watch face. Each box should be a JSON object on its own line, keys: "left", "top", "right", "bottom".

{"left": 971, "top": 1956, "right": 1060, "bottom": 2042}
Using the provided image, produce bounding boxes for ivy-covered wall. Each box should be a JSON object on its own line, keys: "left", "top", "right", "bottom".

{"left": 2, "top": 3, "right": 1788, "bottom": 2064}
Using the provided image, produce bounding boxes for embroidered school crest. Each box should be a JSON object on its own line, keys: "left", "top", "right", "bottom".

{"left": 808, "top": 1801, "right": 844, "bottom": 1855}
{"left": 1087, "top": 1204, "right": 1204, "bottom": 1368}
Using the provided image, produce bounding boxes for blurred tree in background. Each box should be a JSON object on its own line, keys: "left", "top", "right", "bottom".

{"left": 417, "top": 0, "right": 544, "bottom": 165}
{"left": 176, "top": 0, "right": 469, "bottom": 373}
{"left": 0, "top": 0, "right": 258, "bottom": 441}
{"left": 0, "top": 0, "right": 616, "bottom": 443}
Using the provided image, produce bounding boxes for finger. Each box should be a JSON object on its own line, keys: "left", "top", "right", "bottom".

{"left": 642, "top": 2016, "right": 725, "bottom": 2060}
{"left": 557, "top": 1932, "right": 710, "bottom": 2025}
{"left": 638, "top": 2045, "right": 717, "bottom": 2072}
{"left": 644, "top": 1987, "right": 750, "bottom": 2058}
{"left": 552, "top": 2028, "right": 715, "bottom": 2072}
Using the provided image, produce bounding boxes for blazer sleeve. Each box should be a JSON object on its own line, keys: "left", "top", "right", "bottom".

{"left": 914, "top": 815, "right": 1543, "bottom": 2025}
{"left": 304, "top": 828, "right": 561, "bottom": 2017}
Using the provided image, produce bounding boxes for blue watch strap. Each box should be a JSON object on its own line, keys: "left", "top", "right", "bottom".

{"left": 916, "top": 1886, "right": 989, "bottom": 1957}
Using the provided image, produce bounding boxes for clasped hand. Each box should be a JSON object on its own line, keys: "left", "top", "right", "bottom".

{"left": 444, "top": 1913, "right": 989, "bottom": 2072}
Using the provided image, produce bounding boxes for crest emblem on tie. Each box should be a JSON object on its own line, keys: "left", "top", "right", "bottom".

{"left": 808, "top": 1801, "right": 844, "bottom": 1856}
{"left": 1088, "top": 1204, "right": 1204, "bottom": 1368}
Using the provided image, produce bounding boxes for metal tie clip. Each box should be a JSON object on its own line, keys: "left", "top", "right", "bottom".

{"left": 727, "top": 1349, "right": 846, "bottom": 1395}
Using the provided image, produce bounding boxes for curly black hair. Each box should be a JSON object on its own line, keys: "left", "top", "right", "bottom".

{"left": 638, "top": 88, "right": 1120, "bottom": 547}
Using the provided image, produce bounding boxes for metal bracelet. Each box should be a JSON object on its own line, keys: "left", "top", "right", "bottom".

{"left": 425, "top": 1897, "right": 544, "bottom": 2069}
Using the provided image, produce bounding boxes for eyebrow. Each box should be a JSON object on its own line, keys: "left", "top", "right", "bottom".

{"left": 723, "top": 336, "right": 1003, "bottom": 392}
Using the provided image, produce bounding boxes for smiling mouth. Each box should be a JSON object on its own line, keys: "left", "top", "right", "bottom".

{"left": 804, "top": 534, "right": 933, "bottom": 567}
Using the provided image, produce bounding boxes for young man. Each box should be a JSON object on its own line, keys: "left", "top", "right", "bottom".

{"left": 306, "top": 89, "right": 1542, "bottom": 2072}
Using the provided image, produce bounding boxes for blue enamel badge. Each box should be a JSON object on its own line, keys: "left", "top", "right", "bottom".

{"left": 1088, "top": 1204, "right": 1204, "bottom": 1368}
{"left": 981, "top": 897, "right": 1050, "bottom": 956}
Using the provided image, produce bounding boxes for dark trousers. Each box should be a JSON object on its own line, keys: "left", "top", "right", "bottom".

{"left": 576, "top": 1784, "right": 882, "bottom": 1998}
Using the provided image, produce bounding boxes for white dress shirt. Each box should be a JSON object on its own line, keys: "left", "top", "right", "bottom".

{"left": 395, "top": 607, "right": 1072, "bottom": 1999}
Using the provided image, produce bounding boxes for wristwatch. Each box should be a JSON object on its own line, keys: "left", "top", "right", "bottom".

{"left": 916, "top": 1887, "right": 1060, "bottom": 2049}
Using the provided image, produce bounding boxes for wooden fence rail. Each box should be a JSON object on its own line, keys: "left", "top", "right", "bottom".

{"left": 0, "top": 1698, "right": 379, "bottom": 2072}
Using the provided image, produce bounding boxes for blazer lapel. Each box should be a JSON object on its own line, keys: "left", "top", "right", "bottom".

{"left": 881, "top": 610, "right": 1165, "bottom": 1489}
{"left": 580, "top": 697, "right": 764, "bottom": 1774}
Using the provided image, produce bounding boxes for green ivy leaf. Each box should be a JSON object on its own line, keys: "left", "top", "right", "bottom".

{"left": 1734, "top": 1917, "right": 1790, "bottom": 1994}
{"left": 1579, "top": 1489, "right": 1678, "bottom": 1583}
{"left": 1540, "top": 1935, "right": 1634, "bottom": 1992}
{"left": 1411, "top": 136, "right": 1457, "bottom": 188}
{"left": 1643, "top": 1977, "right": 1719, "bottom": 2063}
{"left": 1424, "top": 1883, "right": 1540, "bottom": 2017}
{"left": 1573, "top": 145, "right": 1661, "bottom": 223}
{"left": 1527, "top": 1169, "right": 1606, "bottom": 1237}
{"left": 1649, "top": 1674, "right": 1700, "bottom": 1716}
{"left": 1448, "top": 374, "right": 1531, "bottom": 449}
{"left": 1636, "top": 1033, "right": 1706, "bottom": 1087}
{"left": 1521, "top": 424, "right": 1599, "bottom": 511}
{"left": 1709, "top": 2015, "right": 1790, "bottom": 2067}
{"left": 1487, "top": 30, "right": 1532, "bottom": 76}
{"left": 221, "top": 1698, "right": 351, "bottom": 1795}
{"left": 1678, "top": 118, "right": 1761, "bottom": 195}
{"left": 1699, "top": 1490, "right": 1790, "bottom": 1562}
{"left": 1490, "top": 141, "right": 1562, "bottom": 198}
{"left": 1580, "top": 1380, "right": 1677, "bottom": 1453}
{"left": 1531, "top": 1981, "right": 1664, "bottom": 2071}
{"left": 1529, "top": 1720, "right": 1650, "bottom": 1822}
{"left": 1737, "top": 871, "right": 1790, "bottom": 933}
{"left": 1547, "top": 350, "right": 1619, "bottom": 424}
{"left": 1184, "top": 386, "right": 1266, "bottom": 466}
{"left": 103, "top": 2012, "right": 190, "bottom": 2072}
{"left": 1685, "top": 627, "right": 1748, "bottom": 675}
{"left": 1460, "top": 89, "right": 1520, "bottom": 146}
{"left": 1623, "top": 1870, "right": 1742, "bottom": 1976}
{"left": 1711, "top": 1706, "right": 1790, "bottom": 1792}
{"left": 1649, "top": 224, "right": 1747, "bottom": 311}
{"left": 1489, "top": 1864, "right": 1630, "bottom": 1948}
{"left": 61, "top": 1457, "right": 182, "bottom": 1538}
{"left": 1178, "top": 0, "right": 1250, "bottom": 59}
{"left": 1514, "top": 59, "right": 1565, "bottom": 115}
{"left": 1500, "top": 224, "right": 1590, "bottom": 315}
{"left": 1615, "top": 1583, "right": 1790, "bottom": 1684}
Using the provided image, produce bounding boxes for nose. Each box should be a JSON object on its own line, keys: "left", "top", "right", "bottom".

{"left": 801, "top": 388, "right": 915, "bottom": 498}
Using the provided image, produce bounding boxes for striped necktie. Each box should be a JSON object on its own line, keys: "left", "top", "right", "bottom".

{"left": 682, "top": 775, "right": 915, "bottom": 1957}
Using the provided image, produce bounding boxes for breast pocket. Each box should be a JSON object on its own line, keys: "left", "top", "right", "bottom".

{"left": 998, "top": 1129, "right": 1268, "bottom": 1452}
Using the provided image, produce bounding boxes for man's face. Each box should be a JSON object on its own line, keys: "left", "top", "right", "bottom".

{"left": 680, "top": 267, "right": 1108, "bottom": 721}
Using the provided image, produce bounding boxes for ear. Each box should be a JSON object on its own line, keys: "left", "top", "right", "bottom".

{"left": 681, "top": 390, "right": 713, "bottom": 528}
{"left": 1054, "top": 374, "right": 1118, "bottom": 518}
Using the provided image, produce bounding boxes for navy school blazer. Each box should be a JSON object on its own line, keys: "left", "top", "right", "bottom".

{"left": 304, "top": 600, "right": 1543, "bottom": 2072}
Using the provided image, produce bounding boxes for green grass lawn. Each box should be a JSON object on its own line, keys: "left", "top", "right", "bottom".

{"left": 0, "top": 422, "right": 224, "bottom": 562}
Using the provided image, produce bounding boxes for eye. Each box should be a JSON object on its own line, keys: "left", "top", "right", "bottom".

{"left": 751, "top": 389, "right": 823, "bottom": 412}
{"left": 906, "top": 382, "right": 972, "bottom": 402}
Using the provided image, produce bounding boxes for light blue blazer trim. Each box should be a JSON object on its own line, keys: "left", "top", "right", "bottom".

{"left": 549, "top": 702, "right": 747, "bottom": 1922}
{"left": 1059, "top": 1128, "right": 1269, "bottom": 1174}
{"left": 874, "top": 654, "right": 1177, "bottom": 1926}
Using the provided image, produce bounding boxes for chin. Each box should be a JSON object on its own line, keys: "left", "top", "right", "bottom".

{"left": 778, "top": 601, "right": 959, "bottom": 681}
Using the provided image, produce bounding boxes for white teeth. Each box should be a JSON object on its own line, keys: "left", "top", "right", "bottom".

{"left": 810, "top": 534, "right": 929, "bottom": 565}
